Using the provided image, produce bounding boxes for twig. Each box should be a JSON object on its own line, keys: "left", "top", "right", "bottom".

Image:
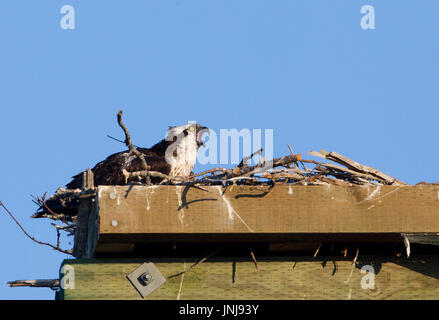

{"left": 403, "top": 234, "right": 411, "bottom": 258}
{"left": 310, "top": 150, "right": 403, "bottom": 185}
{"left": 168, "top": 245, "right": 226, "bottom": 278}
{"left": 352, "top": 247, "right": 359, "bottom": 264}
{"left": 314, "top": 243, "right": 322, "bottom": 258}
{"left": 250, "top": 249, "right": 258, "bottom": 271}
{"left": 176, "top": 261, "right": 186, "bottom": 300}
{"left": 238, "top": 148, "right": 263, "bottom": 168}
{"left": 56, "top": 228, "right": 60, "bottom": 248}
{"left": 34, "top": 213, "right": 75, "bottom": 222}
{"left": 190, "top": 168, "right": 228, "bottom": 178}
{"left": 117, "top": 110, "right": 149, "bottom": 184}
{"left": 51, "top": 223, "right": 76, "bottom": 231}
{"left": 38, "top": 192, "right": 58, "bottom": 217}
{"left": 287, "top": 144, "right": 307, "bottom": 170}
{"left": 287, "top": 144, "right": 297, "bottom": 167}
{"left": 106, "top": 134, "right": 140, "bottom": 148}
{"left": 0, "top": 200, "right": 72, "bottom": 255}
{"left": 302, "top": 159, "right": 385, "bottom": 183}
{"left": 122, "top": 169, "right": 169, "bottom": 183}
{"left": 344, "top": 247, "right": 360, "bottom": 284}
{"left": 231, "top": 154, "right": 303, "bottom": 178}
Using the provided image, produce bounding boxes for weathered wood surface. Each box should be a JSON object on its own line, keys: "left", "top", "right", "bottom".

{"left": 72, "top": 169, "right": 96, "bottom": 258}
{"left": 58, "top": 256, "right": 439, "bottom": 300}
{"left": 95, "top": 184, "right": 439, "bottom": 236}
{"left": 72, "top": 198, "right": 92, "bottom": 258}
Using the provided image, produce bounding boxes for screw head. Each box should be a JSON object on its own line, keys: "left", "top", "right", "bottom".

{"left": 138, "top": 272, "right": 153, "bottom": 286}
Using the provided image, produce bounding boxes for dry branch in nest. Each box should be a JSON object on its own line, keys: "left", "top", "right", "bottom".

{"left": 101, "top": 147, "right": 402, "bottom": 189}
{"left": 309, "top": 150, "right": 404, "bottom": 185}
{"left": 117, "top": 109, "right": 150, "bottom": 184}
{"left": 179, "top": 147, "right": 403, "bottom": 188}
{"left": 104, "top": 110, "right": 405, "bottom": 188}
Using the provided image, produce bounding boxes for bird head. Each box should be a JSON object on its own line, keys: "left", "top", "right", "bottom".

{"left": 166, "top": 123, "right": 209, "bottom": 148}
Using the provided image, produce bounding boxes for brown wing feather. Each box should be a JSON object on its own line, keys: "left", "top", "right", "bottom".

{"left": 66, "top": 141, "right": 172, "bottom": 188}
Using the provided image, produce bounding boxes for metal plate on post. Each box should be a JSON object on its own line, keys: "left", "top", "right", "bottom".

{"left": 126, "top": 262, "right": 166, "bottom": 298}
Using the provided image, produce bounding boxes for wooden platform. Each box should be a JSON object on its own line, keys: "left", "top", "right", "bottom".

{"left": 98, "top": 184, "right": 439, "bottom": 233}
{"left": 57, "top": 255, "right": 439, "bottom": 300}
{"left": 74, "top": 184, "right": 439, "bottom": 258}
{"left": 56, "top": 184, "right": 439, "bottom": 300}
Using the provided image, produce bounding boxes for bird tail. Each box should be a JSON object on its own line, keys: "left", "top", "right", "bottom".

{"left": 66, "top": 172, "right": 83, "bottom": 190}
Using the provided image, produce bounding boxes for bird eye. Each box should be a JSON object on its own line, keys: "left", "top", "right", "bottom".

{"left": 189, "top": 126, "right": 195, "bottom": 132}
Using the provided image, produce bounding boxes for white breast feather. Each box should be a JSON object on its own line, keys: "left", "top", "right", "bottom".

{"left": 166, "top": 125, "right": 199, "bottom": 177}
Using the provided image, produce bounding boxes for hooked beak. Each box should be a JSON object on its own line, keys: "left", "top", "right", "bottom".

{"left": 196, "top": 126, "right": 209, "bottom": 147}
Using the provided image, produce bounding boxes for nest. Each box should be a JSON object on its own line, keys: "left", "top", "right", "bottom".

{"left": 32, "top": 147, "right": 407, "bottom": 225}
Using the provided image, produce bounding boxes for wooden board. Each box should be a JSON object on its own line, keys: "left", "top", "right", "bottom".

{"left": 58, "top": 255, "right": 439, "bottom": 300}
{"left": 95, "top": 184, "right": 439, "bottom": 235}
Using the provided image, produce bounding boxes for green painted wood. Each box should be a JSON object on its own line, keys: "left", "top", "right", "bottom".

{"left": 58, "top": 255, "right": 439, "bottom": 300}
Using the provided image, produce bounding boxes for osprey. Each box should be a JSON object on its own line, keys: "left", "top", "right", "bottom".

{"left": 33, "top": 123, "right": 208, "bottom": 218}
{"left": 66, "top": 123, "right": 208, "bottom": 188}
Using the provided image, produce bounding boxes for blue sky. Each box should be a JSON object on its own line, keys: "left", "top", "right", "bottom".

{"left": 0, "top": 1, "right": 438, "bottom": 299}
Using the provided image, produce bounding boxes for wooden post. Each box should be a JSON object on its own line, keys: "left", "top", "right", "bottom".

{"left": 73, "top": 169, "right": 95, "bottom": 258}
{"left": 58, "top": 255, "right": 439, "bottom": 300}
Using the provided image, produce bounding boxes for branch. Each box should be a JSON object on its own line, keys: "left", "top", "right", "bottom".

{"left": 301, "top": 159, "right": 386, "bottom": 183}
{"left": 117, "top": 109, "right": 148, "bottom": 171}
{"left": 8, "top": 279, "right": 59, "bottom": 289}
{"left": 237, "top": 148, "right": 263, "bottom": 168}
{"left": 231, "top": 153, "right": 303, "bottom": 177}
{"left": 122, "top": 169, "right": 172, "bottom": 183}
{"left": 190, "top": 168, "right": 228, "bottom": 178}
{"left": 250, "top": 249, "right": 258, "bottom": 271}
{"left": 0, "top": 200, "right": 72, "bottom": 255}
{"left": 309, "top": 150, "right": 404, "bottom": 185}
